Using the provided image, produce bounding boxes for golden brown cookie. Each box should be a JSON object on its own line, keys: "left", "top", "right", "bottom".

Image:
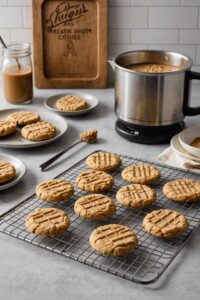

{"left": 76, "top": 170, "right": 114, "bottom": 192}
{"left": 86, "top": 151, "right": 122, "bottom": 171}
{"left": 8, "top": 111, "right": 40, "bottom": 126}
{"left": 90, "top": 224, "right": 138, "bottom": 256}
{"left": 0, "top": 161, "right": 16, "bottom": 184}
{"left": 21, "top": 121, "right": 56, "bottom": 141}
{"left": 25, "top": 208, "right": 70, "bottom": 236}
{"left": 56, "top": 95, "right": 88, "bottom": 112}
{"left": 163, "top": 179, "right": 200, "bottom": 202}
{"left": 116, "top": 184, "right": 156, "bottom": 208}
{"left": 74, "top": 194, "right": 116, "bottom": 220}
{"left": 143, "top": 209, "right": 189, "bottom": 238}
{"left": 36, "top": 179, "right": 74, "bottom": 202}
{"left": 0, "top": 120, "right": 16, "bottom": 137}
{"left": 79, "top": 129, "right": 98, "bottom": 143}
{"left": 121, "top": 164, "right": 160, "bottom": 184}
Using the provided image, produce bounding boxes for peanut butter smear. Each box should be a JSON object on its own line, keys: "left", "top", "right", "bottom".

{"left": 80, "top": 129, "right": 98, "bottom": 143}
{"left": 191, "top": 137, "right": 200, "bottom": 149}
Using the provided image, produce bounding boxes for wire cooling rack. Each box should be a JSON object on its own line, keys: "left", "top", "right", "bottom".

{"left": 0, "top": 150, "right": 200, "bottom": 284}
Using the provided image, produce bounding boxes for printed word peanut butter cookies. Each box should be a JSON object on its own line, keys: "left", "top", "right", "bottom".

{"left": 163, "top": 179, "right": 200, "bottom": 202}
{"left": 0, "top": 120, "right": 16, "bottom": 137}
{"left": 8, "top": 111, "right": 40, "bottom": 126}
{"left": 36, "top": 179, "right": 74, "bottom": 202}
{"left": 86, "top": 151, "right": 122, "bottom": 171}
{"left": 76, "top": 170, "right": 114, "bottom": 192}
{"left": 25, "top": 208, "right": 70, "bottom": 236}
{"left": 56, "top": 95, "right": 88, "bottom": 112}
{"left": 74, "top": 194, "right": 116, "bottom": 220}
{"left": 116, "top": 184, "right": 156, "bottom": 208}
{"left": 122, "top": 164, "right": 160, "bottom": 184}
{"left": 0, "top": 161, "right": 16, "bottom": 184}
{"left": 143, "top": 209, "right": 189, "bottom": 238}
{"left": 21, "top": 121, "right": 56, "bottom": 141}
{"left": 90, "top": 224, "right": 138, "bottom": 256}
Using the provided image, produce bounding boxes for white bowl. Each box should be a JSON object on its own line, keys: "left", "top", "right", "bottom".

{"left": 178, "top": 127, "right": 200, "bottom": 158}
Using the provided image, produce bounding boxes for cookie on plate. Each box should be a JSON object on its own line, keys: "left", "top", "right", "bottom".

{"left": 8, "top": 111, "right": 40, "bottom": 126}
{"left": 163, "top": 179, "right": 200, "bottom": 202}
{"left": 86, "top": 151, "right": 122, "bottom": 172}
{"left": 36, "top": 179, "right": 74, "bottom": 202}
{"left": 21, "top": 121, "right": 56, "bottom": 141}
{"left": 116, "top": 184, "right": 156, "bottom": 208}
{"left": 90, "top": 224, "right": 138, "bottom": 256}
{"left": 121, "top": 164, "right": 160, "bottom": 185}
{"left": 0, "top": 120, "right": 16, "bottom": 137}
{"left": 0, "top": 161, "right": 16, "bottom": 184}
{"left": 74, "top": 194, "right": 116, "bottom": 220}
{"left": 76, "top": 170, "right": 114, "bottom": 192}
{"left": 56, "top": 95, "right": 88, "bottom": 112}
{"left": 143, "top": 209, "right": 189, "bottom": 238}
{"left": 25, "top": 208, "right": 70, "bottom": 236}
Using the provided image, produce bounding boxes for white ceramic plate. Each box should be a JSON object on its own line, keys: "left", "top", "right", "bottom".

{"left": 178, "top": 127, "right": 200, "bottom": 159}
{"left": 171, "top": 134, "right": 200, "bottom": 163}
{"left": 0, "top": 153, "right": 26, "bottom": 191}
{"left": 44, "top": 92, "right": 99, "bottom": 116}
{"left": 0, "top": 108, "right": 68, "bottom": 148}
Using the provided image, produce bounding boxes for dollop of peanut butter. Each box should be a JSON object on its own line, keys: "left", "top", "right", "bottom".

{"left": 80, "top": 129, "right": 98, "bottom": 143}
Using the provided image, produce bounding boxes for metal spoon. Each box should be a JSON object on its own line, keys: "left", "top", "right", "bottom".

{"left": 40, "top": 129, "right": 98, "bottom": 172}
{"left": 0, "top": 36, "right": 21, "bottom": 69}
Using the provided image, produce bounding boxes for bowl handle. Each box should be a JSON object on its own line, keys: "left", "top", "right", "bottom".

{"left": 183, "top": 70, "right": 200, "bottom": 116}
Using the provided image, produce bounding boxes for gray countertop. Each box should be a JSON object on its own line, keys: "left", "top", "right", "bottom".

{"left": 0, "top": 86, "right": 200, "bottom": 300}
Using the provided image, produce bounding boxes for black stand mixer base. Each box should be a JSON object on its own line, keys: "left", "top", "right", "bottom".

{"left": 115, "top": 119, "right": 185, "bottom": 144}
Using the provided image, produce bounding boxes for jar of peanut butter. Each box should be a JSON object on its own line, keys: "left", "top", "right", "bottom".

{"left": 2, "top": 43, "right": 33, "bottom": 104}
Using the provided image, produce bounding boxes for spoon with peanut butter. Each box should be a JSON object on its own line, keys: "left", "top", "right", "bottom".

{"left": 40, "top": 129, "right": 98, "bottom": 171}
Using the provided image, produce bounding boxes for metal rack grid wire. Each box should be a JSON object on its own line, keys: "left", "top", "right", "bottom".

{"left": 0, "top": 150, "right": 200, "bottom": 284}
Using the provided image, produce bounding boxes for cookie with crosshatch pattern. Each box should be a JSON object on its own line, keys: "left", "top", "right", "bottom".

{"left": 121, "top": 164, "right": 160, "bottom": 185}
{"left": 86, "top": 151, "right": 122, "bottom": 171}
{"left": 25, "top": 208, "right": 70, "bottom": 236}
{"left": 0, "top": 120, "right": 16, "bottom": 137}
{"left": 116, "top": 184, "right": 156, "bottom": 208}
{"left": 76, "top": 170, "right": 114, "bottom": 192}
{"left": 143, "top": 209, "right": 189, "bottom": 238}
{"left": 163, "top": 179, "right": 200, "bottom": 202}
{"left": 0, "top": 161, "right": 16, "bottom": 184}
{"left": 90, "top": 224, "right": 138, "bottom": 256}
{"left": 74, "top": 194, "right": 116, "bottom": 220}
{"left": 36, "top": 179, "right": 74, "bottom": 202}
{"left": 21, "top": 121, "right": 56, "bottom": 141}
{"left": 56, "top": 95, "right": 88, "bottom": 111}
{"left": 8, "top": 111, "right": 40, "bottom": 126}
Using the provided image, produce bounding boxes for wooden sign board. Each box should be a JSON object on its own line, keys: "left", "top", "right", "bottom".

{"left": 32, "top": 0, "right": 108, "bottom": 88}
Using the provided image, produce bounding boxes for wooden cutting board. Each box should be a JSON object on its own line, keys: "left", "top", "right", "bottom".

{"left": 32, "top": 0, "right": 108, "bottom": 88}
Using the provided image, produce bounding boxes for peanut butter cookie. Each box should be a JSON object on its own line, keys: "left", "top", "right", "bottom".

{"left": 21, "top": 121, "right": 56, "bottom": 141}
{"left": 76, "top": 170, "right": 114, "bottom": 192}
{"left": 8, "top": 111, "right": 40, "bottom": 126}
{"left": 74, "top": 194, "right": 116, "bottom": 220}
{"left": 143, "top": 209, "right": 189, "bottom": 238}
{"left": 90, "top": 224, "right": 138, "bottom": 256}
{"left": 36, "top": 179, "right": 74, "bottom": 202}
{"left": 0, "top": 161, "right": 16, "bottom": 184}
{"left": 116, "top": 184, "right": 156, "bottom": 208}
{"left": 86, "top": 151, "right": 122, "bottom": 171}
{"left": 25, "top": 208, "right": 70, "bottom": 236}
{"left": 163, "top": 179, "right": 200, "bottom": 202}
{"left": 56, "top": 95, "right": 88, "bottom": 112}
{"left": 121, "top": 164, "right": 160, "bottom": 184}
{"left": 0, "top": 120, "right": 16, "bottom": 137}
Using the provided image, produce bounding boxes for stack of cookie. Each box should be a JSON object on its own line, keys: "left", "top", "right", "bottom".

{"left": 25, "top": 151, "right": 200, "bottom": 257}
{"left": 0, "top": 111, "right": 57, "bottom": 142}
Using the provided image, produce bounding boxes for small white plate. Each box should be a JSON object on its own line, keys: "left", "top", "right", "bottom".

{"left": 179, "top": 127, "right": 200, "bottom": 159}
{"left": 171, "top": 134, "right": 200, "bottom": 163}
{"left": 44, "top": 92, "right": 99, "bottom": 116}
{"left": 0, "top": 153, "right": 26, "bottom": 191}
{"left": 0, "top": 108, "right": 68, "bottom": 149}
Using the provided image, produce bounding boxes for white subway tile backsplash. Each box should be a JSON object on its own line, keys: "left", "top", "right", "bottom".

{"left": 23, "top": 7, "right": 32, "bottom": 28}
{"left": 132, "top": 0, "right": 180, "bottom": 6}
{"left": 196, "top": 46, "right": 200, "bottom": 64}
{"left": 11, "top": 28, "right": 32, "bottom": 43}
{"left": 180, "top": 29, "right": 200, "bottom": 43}
{"left": 109, "top": 44, "right": 148, "bottom": 56}
{"left": 162, "top": 45, "right": 196, "bottom": 61}
{"left": 181, "top": 0, "right": 200, "bottom": 6}
{"left": 0, "top": 7, "right": 22, "bottom": 28}
{"left": 8, "top": 0, "right": 31, "bottom": 6}
{"left": 109, "top": 29, "right": 130, "bottom": 44}
{"left": 109, "top": 7, "right": 148, "bottom": 28}
{"left": 0, "top": 1, "right": 8, "bottom": 5}
{"left": 109, "top": 0, "right": 131, "bottom": 6}
{"left": 131, "top": 29, "right": 179, "bottom": 44}
{"left": 149, "top": 7, "right": 198, "bottom": 28}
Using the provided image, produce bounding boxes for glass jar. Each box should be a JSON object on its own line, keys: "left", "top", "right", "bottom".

{"left": 2, "top": 43, "right": 33, "bottom": 104}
